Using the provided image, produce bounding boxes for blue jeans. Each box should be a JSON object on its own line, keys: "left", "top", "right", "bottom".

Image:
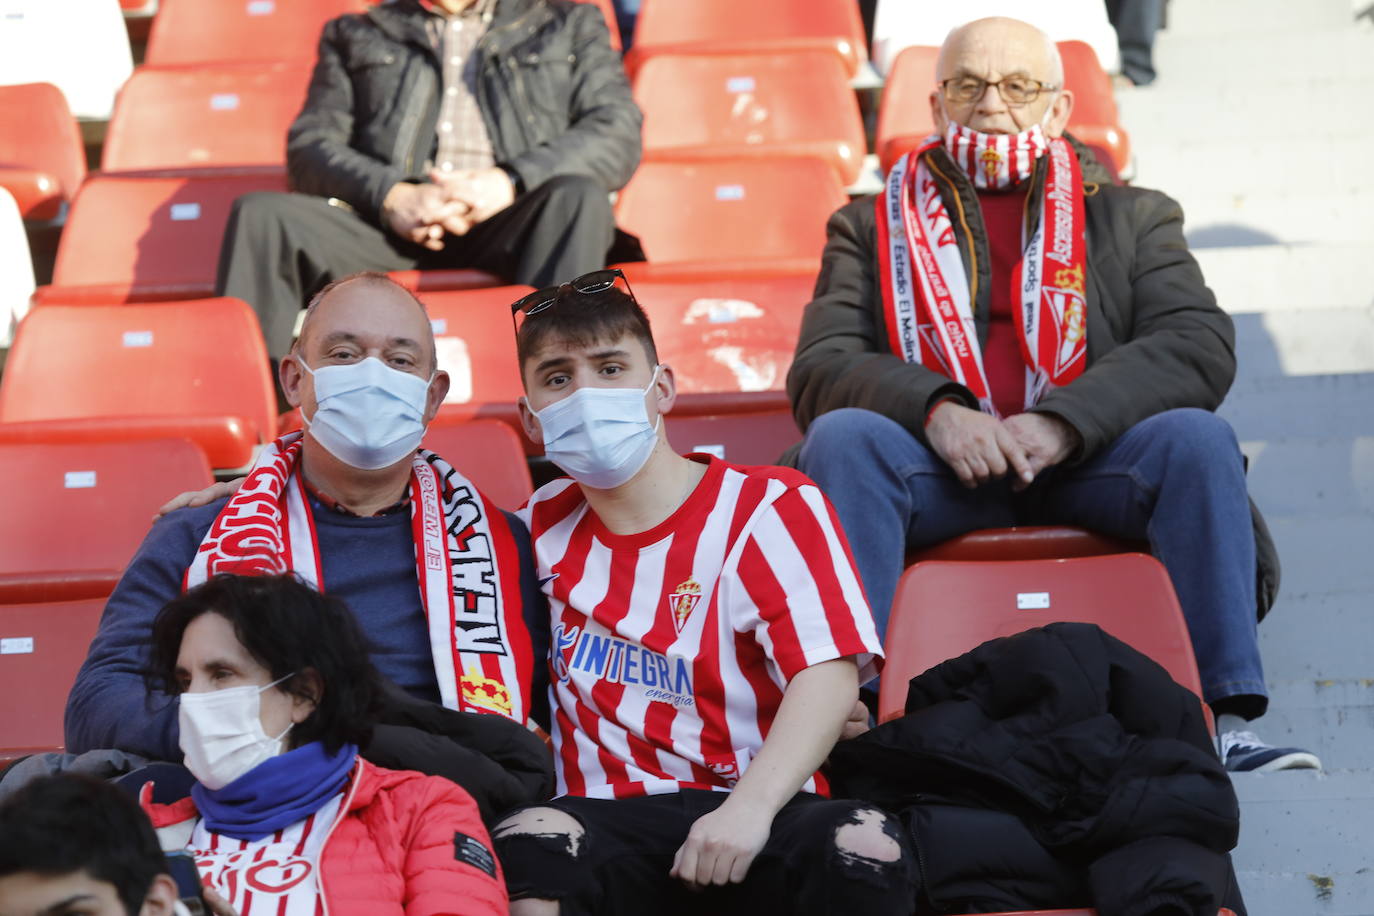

{"left": 797, "top": 407, "right": 1266, "bottom": 707}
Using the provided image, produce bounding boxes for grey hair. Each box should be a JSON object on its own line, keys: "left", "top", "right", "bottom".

{"left": 293, "top": 271, "right": 438, "bottom": 372}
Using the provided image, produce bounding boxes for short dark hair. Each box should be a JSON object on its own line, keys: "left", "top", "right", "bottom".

{"left": 147, "top": 574, "right": 382, "bottom": 754}
{"left": 0, "top": 773, "right": 167, "bottom": 915}
{"left": 516, "top": 284, "right": 657, "bottom": 376}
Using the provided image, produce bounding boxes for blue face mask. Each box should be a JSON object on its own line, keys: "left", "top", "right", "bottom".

{"left": 533, "top": 366, "right": 662, "bottom": 490}
{"left": 300, "top": 357, "right": 434, "bottom": 470}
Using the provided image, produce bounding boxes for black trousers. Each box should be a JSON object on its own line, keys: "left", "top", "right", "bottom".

{"left": 215, "top": 174, "right": 617, "bottom": 359}
{"left": 494, "top": 790, "right": 916, "bottom": 916}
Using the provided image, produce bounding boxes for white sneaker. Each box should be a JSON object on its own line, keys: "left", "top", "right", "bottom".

{"left": 1218, "top": 729, "right": 1322, "bottom": 773}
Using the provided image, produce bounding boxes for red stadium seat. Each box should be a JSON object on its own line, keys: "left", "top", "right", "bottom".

{"left": 421, "top": 419, "right": 535, "bottom": 512}
{"left": 614, "top": 159, "right": 847, "bottom": 274}
{"left": 0, "top": 597, "right": 104, "bottom": 761}
{"left": 0, "top": 82, "right": 86, "bottom": 222}
{"left": 424, "top": 284, "right": 531, "bottom": 431}
{"left": 103, "top": 62, "right": 313, "bottom": 174}
{"left": 623, "top": 265, "right": 814, "bottom": 398}
{"left": 940, "top": 911, "right": 1235, "bottom": 916}
{"left": 625, "top": 0, "right": 869, "bottom": 80}
{"left": 1056, "top": 40, "right": 1131, "bottom": 176}
{"left": 38, "top": 172, "right": 287, "bottom": 304}
{"left": 876, "top": 42, "right": 1132, "bottom": 175}
{"left": 875, "top": 44, "right": 938, "bottom": 173}
{"left": 666, "top": 408, "right": 800, "bottom": 467}
{"left": 0, "top": 299, "right": 277, "bottom": 469}
{"left": 121, "top": 0, "right": 158, "bottom": 15}
{"left": 635, "top": 51, "right": 867, "bottom": 186}
{"left": 0, "top": 439, "right": 213, "bottom": 604}
{"left": 387, "top": 269, "right": 505, "bottom": 294}
{"left": 908, "top": 525, "right": 1145, "bottom": 564}
{"left": 144, "top": 0, "right": 367, "bottom": 66}
{"left": 878, "top": 554, "right": 1206, "bottom": 724}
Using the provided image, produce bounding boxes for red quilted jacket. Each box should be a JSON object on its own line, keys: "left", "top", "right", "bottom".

{"left": 144, "top": 758, "right": 509, "bottom": 916}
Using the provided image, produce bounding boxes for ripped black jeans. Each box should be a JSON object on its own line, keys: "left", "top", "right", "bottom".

{"left": 493, "top": 789, "right": 916, "bottom": 915}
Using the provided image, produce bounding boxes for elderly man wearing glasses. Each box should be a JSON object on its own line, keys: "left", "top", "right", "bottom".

{"left": 787, "top": 16, "right": 1317, "bottom": 774}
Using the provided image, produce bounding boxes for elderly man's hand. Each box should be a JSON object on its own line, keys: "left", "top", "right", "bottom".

{"left": 1002, "top": 412, "right": 1081, "bottom": 489}
{"left": 381, "top": 182, "right": 460, "bottom": 250}
{"left": 428, "top": 167, "right": 516, "bottom": 234}
{"left": 926, "top": 402, "right": 1033, "bottom": 489}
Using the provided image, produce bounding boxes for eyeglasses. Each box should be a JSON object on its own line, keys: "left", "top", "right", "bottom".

{"left": 509, "top": 268, "right": 636, "bottom": 331}
{"left": 939, "top": 76, "right": 1058, "bottom": 105}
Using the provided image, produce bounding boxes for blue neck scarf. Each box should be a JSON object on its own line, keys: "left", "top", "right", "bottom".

{"left": 193, "top": 741, "right": 357, "bottom": 842}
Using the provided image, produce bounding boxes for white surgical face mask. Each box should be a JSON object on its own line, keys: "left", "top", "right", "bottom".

{"left": 178, "top": 674, "right": 295, "bottom": 791}
{"left": 300, "top": 356, "right": 433, "bottom": 470}
{"left": 533, "top": 366, "right": 662, "bottom": 490}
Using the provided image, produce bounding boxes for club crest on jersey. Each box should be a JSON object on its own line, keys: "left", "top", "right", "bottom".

{"left": 668, "top": 577, "right": 703, "bottom": 633}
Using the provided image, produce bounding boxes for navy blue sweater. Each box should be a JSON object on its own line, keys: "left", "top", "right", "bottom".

{"left": 64, "top": 494, "right": 548, "bottom": 761}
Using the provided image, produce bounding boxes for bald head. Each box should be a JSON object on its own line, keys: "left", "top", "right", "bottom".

{"left": 930, "top": 17, "right": 1072, "bottom": 139}
{"left": 295, "top": 272, "right": 437, "bottom": 374}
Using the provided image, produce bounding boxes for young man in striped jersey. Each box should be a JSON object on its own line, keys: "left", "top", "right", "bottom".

{"left": 492, "top": 271, "right": 915, "bottom": 915}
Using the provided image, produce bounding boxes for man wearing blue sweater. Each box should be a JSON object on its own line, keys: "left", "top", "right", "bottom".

{"left": 65, "top": 273, "right": 545, "bottom": 761}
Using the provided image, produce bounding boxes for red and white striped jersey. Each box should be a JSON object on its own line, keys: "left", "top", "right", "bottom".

{"left": 519, "top": 456, "right": 882, "bottom": 800}
{"left": 189, "top": 793, "right": 343, "bottom": 916}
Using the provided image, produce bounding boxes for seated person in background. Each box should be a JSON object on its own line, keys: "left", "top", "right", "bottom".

{"left": 67, "top": 273, "right": 546, "bottom": 784}
{"left": 0, "top": 774, "right": 183, "bottom": 916}
{"left": 491, "top": 273, "right": 914, "bottom": 915}
{"left": 141, "top": 572, "right": 507, "bottom": 916}
{"left": 216, "top": 0, "right": 643, "bottom": 364}
{"left": 787, "top": 16, "right": 1317, "bottom": 773}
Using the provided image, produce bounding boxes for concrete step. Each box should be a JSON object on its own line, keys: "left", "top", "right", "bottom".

{"left": 1251, "top": 679, "right": 1374, "bottom": 762}
{"left": 1232, "top": 769, "right": 1374, "bottom": 872}
{"left": 1152, "top": 30, "right": 1374, "bottom": 84}
{"left": 1166, "top": 190, "right": 1374, "bottom": 247}
{"left": 1166, "top": 0, "right": 1359, "bottom": 35}
{"left": 1230, "top": 308, "right": 1374, "bottom": 378}
{"left": 1264, "top": 511, "right": 1374, "bottom": 594}
{"left": 1239, "top": 435, "right": 1374, "bottom": 517}
{"left": 1118, "top": 83, "right": 1371, "bottom": 143}
{"left": 1257, "top": 588, "right": 1373, "bottom": 683}
{"left": 1132, "top": 138, "right": 1374, "bottom": 207}
{"left": 1219, "top": 372, "right": 1374, "bottom": 440}
{"left": 1233, "top": 868, "right": 1374, "bottom": 916}
{"left": 1197, "top": 245, "right": 1372, "bottom": 313}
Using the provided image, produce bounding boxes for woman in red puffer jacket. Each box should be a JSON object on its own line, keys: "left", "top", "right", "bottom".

{"left": 139, "top": 573, "right": 508, "bottom": 916}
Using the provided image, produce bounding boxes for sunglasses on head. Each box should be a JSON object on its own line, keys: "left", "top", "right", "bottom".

{"left": 509, "top": 268, "right": 636, "bottom": 331}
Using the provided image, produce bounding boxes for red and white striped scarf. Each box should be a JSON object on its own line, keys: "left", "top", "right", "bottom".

{"left": 186, "top": 433, "right": 532, "bottom": 723}
{"left": 876, "top": 129, "right": 1089, "bottom": 415}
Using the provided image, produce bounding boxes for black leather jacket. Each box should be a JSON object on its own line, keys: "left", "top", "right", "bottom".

{"left": 287, "top": 0, "right": 642, "bottom": 223}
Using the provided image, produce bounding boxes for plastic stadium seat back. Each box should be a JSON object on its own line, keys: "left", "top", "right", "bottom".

{"left": 388, "top": 269, "right": 505, "bottom": 294}
{"left": 0, "top": 0, "right": 133, "bottom": 120}
{"left": 875, "top": 44, "right": 938, "bottom": 173}
{"left": 0, "top": 439, "right": 212, "bottom": 597}
{"left": 0, "top": 189, "right": 35, "bottom": 349}
{"left": 666, "top": 408, "right": 801, "bottom": 467}
{"left": 0, "top": 82, "right": 86, "bottom": 221}
{"left": 421, "top": 419, "right": 535, "bottom": 512}
{"left": 0, "top": 597, "right": 105, "bottom": 759}
{"left": 621, "top": 265, "right": 814, "bottom": 397}
{"left": 626, "top": 0, "right": 868, "bottom": 79}
{"left": 422, "top": 285, "right": 531, "bottom": 436}
{"left": 909, "top": 525, "right": 1145, "bottom": 564}
{"left": 121, "top": 0, "right": 159, "bottom": 15}
{"left": 878, "top": 554, "right": 1204, "bottom": 723}
{"left": 615, "top": 159, "right": 847, "bottom": 268}
{"left": 103, "top": 62, "right": 314, "bottom": 173}
{"left": 145, "top": 0, "right": 367, "bottom": 66}
{"left": 635, "top": 52, "right": 866, "bottom": 186}
{"left": 577, "top": 0, "right": 622, "bottom": 51}
{"left": 1057, "top": 41, "right": 1131, "bottom": 175}
{"left": 0, "top": 299, "right": 277, "bottom": 468}
{"left": 47, "top": 172, "right": 287, "bottom": 303}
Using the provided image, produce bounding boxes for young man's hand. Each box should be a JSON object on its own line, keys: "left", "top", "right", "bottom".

{"left": 670, "top": 795, "right": 772, "bottom": 888}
